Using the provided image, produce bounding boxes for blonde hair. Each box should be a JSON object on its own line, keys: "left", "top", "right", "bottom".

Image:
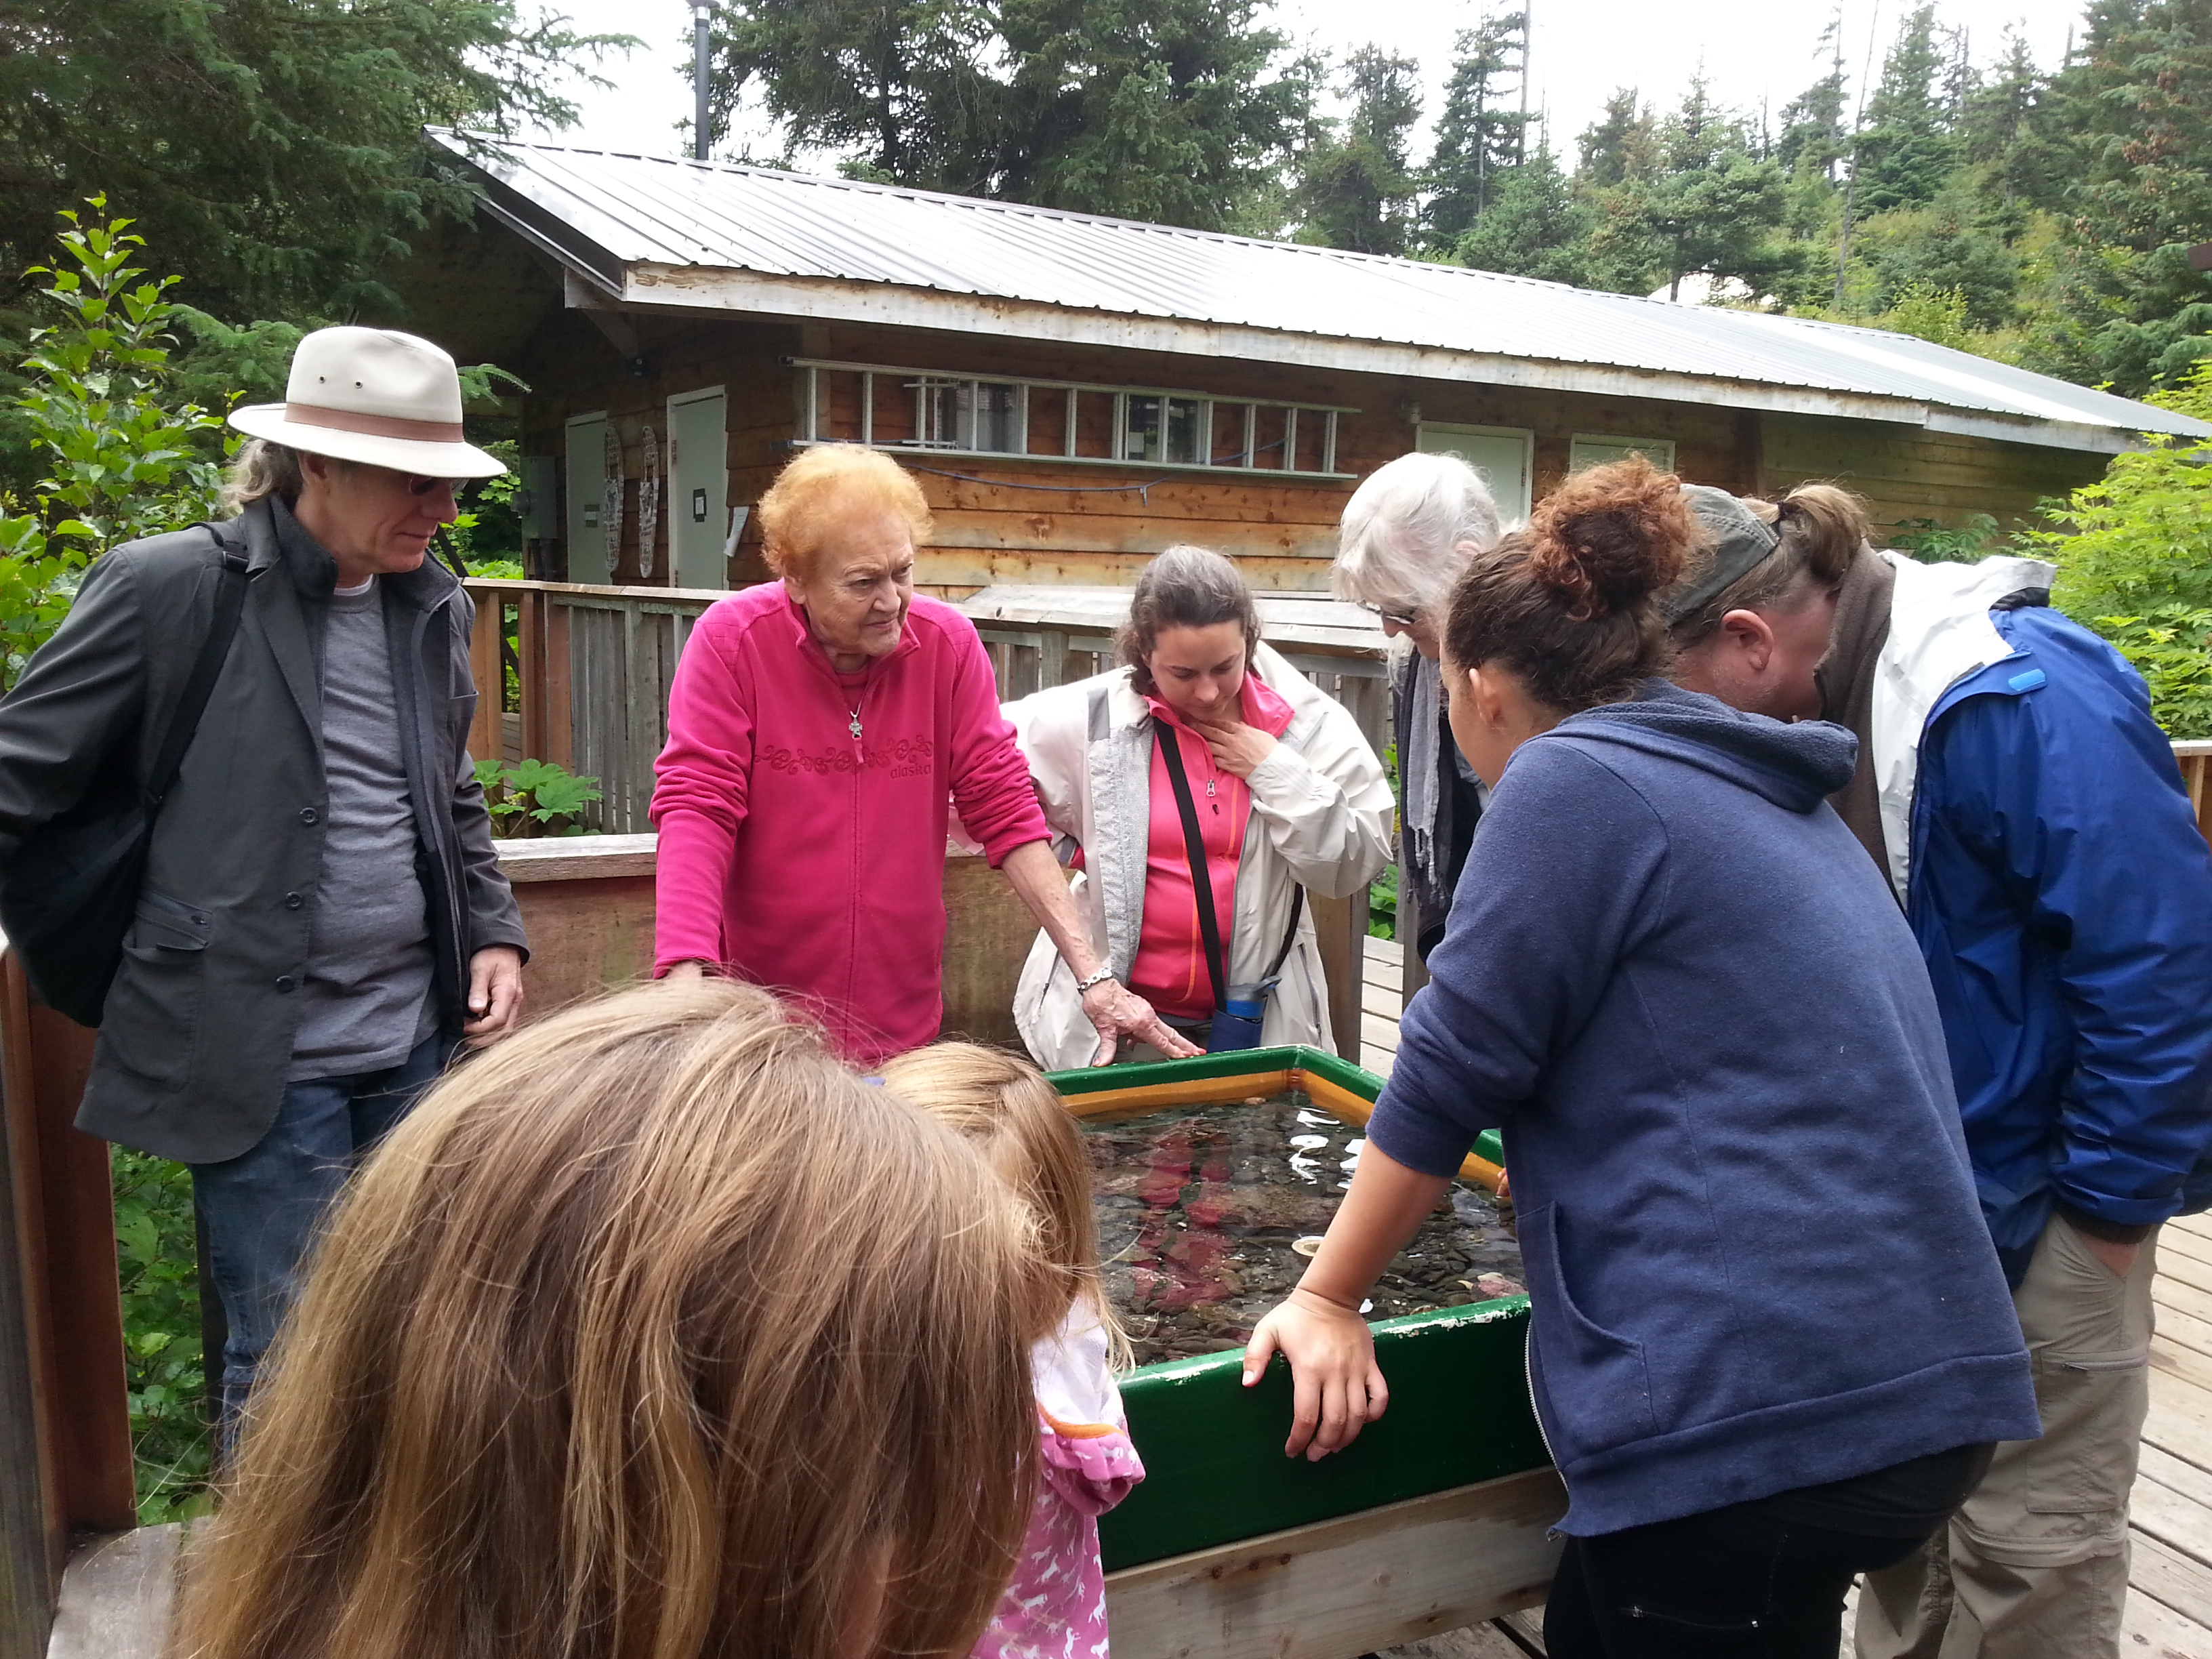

{"left": 1334, "top": 451, "right": 1504, "bottom": 619}
{"left": 757, "top": 445, "right": 934, "bottom": 579}
{"left": 877, "top": 1042, "right": 1128, "bottom": 1368}
{"left": 171, "top": 981, "right": 1040, "bottom": 1659}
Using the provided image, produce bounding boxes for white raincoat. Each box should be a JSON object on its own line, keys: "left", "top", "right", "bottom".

{"left": 1004, "top": 643, "right": 1393, "bottom": 1069}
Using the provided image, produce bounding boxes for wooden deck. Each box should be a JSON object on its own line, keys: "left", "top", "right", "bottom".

{"left": 1357, "top": 934, "right": 2212, "bottom": 1659}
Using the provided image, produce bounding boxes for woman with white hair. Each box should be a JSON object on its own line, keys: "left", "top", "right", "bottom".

{"left": 1332, "top": 452, "right": 1504, "bottom": 961}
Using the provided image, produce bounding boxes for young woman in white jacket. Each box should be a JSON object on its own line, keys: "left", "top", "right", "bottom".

{"left": 1004, "top": 546, "right": 1395, "bottom": 1069}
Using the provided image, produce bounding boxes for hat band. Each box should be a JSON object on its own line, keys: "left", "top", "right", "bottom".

{"left": 284, "top": 402, "right": 466, "bottom": 445}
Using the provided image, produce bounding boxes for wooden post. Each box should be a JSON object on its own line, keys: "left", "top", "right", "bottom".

{"left": 464, "top": 582, "right": 501, "bottom": 766}
{"left": 545, "top": 596, "right": 575, "bottom": 771}
{"left": 2176, "top": 743, "right": 2211, "bottom": 848}
{"left": 1309, "top": 890, "right": 1368, "bottom": 1065}
{"left": 0, "top": 952, "right": 135, "bottom": 1646}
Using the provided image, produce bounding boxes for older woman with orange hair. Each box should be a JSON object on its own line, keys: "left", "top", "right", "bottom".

{"left": 652, "top": 446, "right": 1192, "bottom": 1065}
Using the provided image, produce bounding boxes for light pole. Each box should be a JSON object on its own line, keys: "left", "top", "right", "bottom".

{"left": 691, "top": 0, "right": 714, "bottom": 162}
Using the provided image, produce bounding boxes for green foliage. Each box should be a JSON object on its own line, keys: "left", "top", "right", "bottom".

{"left": 2093, "top": 606, "right": 2212, "bottom": 736}
{"left": 1366, "top": 861, "right": 1398, "bottom": 941}
{"left": 112, "top": 1151, "right": 211, "bottom": 1524}
{"left": 704, "top": 0, "right": 1312, "bottom": 233}
{"left": 0, "top": 1, "right": 633, "bottom": 328}
{"left": 1887, "top": 512, "right": 2007, "bottom": 562}
{"left": 1, "top": 201, "right": 226, "bottom": 689}
{"left": 1291, "top": 49, "right": 1422, "bottom": 256}
{"left": 474, "top": 756, "right": 603, "bottom": 837}
{"left": 445, "top": 438, "right": 524, "bottom": 567}
{"left": 1454, "top": 143, "right": 1597, "bottom": 284}
{"left": 2026, "top": 361, "right": 2212, "bottom": 733}
{"left": 2034, "top": 361, "right": 2212, "bottom": 619}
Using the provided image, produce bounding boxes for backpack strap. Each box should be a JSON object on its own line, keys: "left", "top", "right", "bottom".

{"left": 144, "top": 527, "right": 251, "bottom": 809}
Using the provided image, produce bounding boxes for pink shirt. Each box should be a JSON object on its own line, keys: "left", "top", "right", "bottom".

{"left": 651, "top": 586, "right": 1048, "bottom": 1065}
{"left": 975, "top": 1306, "right": 1145, "bottom": 1659}
{"left": 1127, "top": 677, "right": 1297, "bottom": 1019}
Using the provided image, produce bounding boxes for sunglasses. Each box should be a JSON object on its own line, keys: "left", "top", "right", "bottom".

{"left": 1357, "top": 602, "right": 1420, "bottom": 628}
{"left": 403, "top": 474, "right": 460, "bottom": 497}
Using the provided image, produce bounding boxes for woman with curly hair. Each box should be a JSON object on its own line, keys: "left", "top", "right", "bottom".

{"left": 1244, "top": 459, "right": 2039, "bottom": 1658}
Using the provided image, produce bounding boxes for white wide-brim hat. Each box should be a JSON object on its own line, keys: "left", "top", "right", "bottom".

{"left": 229, "top": 325, "right": 506, "bottom": 478}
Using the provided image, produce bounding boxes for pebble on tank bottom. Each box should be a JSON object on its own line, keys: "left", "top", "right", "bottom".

{"left": 1084, "top": 1093, "right": 1525, "bottom": 1368}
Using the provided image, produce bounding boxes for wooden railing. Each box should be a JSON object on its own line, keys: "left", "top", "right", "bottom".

{"left": 459, "top": 579, "right": 1394, "bottom": 834}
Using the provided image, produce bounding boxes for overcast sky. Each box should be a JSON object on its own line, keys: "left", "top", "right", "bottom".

{"left": 523, "top": 0, "right": 2079, "bottom": 180}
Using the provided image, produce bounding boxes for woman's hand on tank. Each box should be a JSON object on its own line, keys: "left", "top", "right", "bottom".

{"left": 1081, "top": 978, "right": 1202, "bottom": 1063}
{"left": 1242, "top": 1288, "right": 1388, "bottom": 1460}
{"left": 1187, "top": 711, "right": 1277, "bottom": 779}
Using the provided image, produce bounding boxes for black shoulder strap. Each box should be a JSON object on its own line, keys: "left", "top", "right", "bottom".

{"left": 1268, "top": 885, "right": 1304, "bottom": 982}
{"left": 145, "top": 527, "right": 251, "bottom": 808}
{"left": 1153, "top": 715, "right": 1228, "bottom": 1012}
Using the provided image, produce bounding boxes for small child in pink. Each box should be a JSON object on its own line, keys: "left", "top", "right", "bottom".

{"left": 880, "top": 1043, "right": 1145, "bottom": 1659}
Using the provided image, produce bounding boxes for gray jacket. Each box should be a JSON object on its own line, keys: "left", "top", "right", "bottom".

{"left": 0, "top": 497, "right": 527, "bottom": 1162}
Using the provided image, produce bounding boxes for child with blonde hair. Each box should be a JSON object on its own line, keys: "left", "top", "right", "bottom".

{"left": 173, "top": 981, "right": 1043, "bottom": 1659}
{"left": 879, "top": 1041, "right": 1145, "bottom": 1659}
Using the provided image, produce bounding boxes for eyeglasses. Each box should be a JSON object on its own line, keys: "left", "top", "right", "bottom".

{"left": 404, "top": 475, "right": 459, "bottom": 497}
{"left": 1357, "top": 602, "right": 1420, "bottom": 628}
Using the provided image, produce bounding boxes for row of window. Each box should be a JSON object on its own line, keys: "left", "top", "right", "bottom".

{"left": 790, "top": 357, "right": 1355, "bottom": 479}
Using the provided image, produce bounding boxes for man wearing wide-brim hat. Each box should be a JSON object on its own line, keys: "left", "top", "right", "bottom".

{"left": 0, "top": 325, "right": 529, "bottom": 1437}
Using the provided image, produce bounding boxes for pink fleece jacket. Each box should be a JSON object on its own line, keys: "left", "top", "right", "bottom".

{"left": 651, "top": 585, "right": 1048, "bottom": 1064}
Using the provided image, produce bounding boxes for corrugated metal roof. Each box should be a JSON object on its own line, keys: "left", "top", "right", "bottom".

{"left": 432, "top": 130, "right": 2208, "bottom": 445}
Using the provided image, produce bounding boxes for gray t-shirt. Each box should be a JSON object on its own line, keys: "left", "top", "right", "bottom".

{"left": 287, "top": 573, "right": 438, "bottom": 1080}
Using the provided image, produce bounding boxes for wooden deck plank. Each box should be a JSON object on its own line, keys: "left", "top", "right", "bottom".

{"left": 2135, "top": 1465, "right": 2212, "bottom": 1565}
{"left": 2135, "top": 1531, "right": 2212, "bottom": 1633}
{"left": 2158, "top": 1250, "right": 2212, "bottom": 1301}
{"left": 2158, "top": 1338, "right": 2212, "bottom": 1397}
{"left": 2171, "top": 1212, "right": 2212, "bottom": 1246}
{"left": 2148, "top": 1399, "right": 2212, "bottom": 1478}
{"left": 2158, "top": 1304, "right": 2212, "bottom": 1367}
{"left": 2153, "top": 1368, "right": 2212, "bottom": 1440}
{"left": 2158, "top": 1274, "right": 2212, "bottom": 1328}
{"left": 2119, "top": 1584, "right": 2212, "bottom": 1657}
{"left": 2160, "top": 1227, "right": 2212, "bottom": 1271}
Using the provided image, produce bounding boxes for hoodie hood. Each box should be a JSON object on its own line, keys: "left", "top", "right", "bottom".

{"left": 1540, "top": 680, "right": 1858, "bottom": 813}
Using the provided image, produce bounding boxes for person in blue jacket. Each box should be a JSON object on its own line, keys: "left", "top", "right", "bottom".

{"left": 1243, "top": 459, "right": 2040, "bottom": 1659}
{"left": 1682, "top": 510, "right": 2212, "bottom": 1659}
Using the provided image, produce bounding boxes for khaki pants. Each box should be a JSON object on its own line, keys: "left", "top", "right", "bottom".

{"left": 1856, "top": 1213, "right": 2157, "bottom": 1659}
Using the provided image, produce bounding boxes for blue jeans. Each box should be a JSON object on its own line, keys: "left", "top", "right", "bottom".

{"left": 190, "top": 1032, "right": 446, "bottom": 1444}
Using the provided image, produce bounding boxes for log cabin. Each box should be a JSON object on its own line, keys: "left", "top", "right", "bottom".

{"left": 404, "top": 130, "right": 2208, "bottom": 596}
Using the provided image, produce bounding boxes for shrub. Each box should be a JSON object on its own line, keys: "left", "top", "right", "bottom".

{"left": 474, "top": 756, "right": 602, "bottom": 836}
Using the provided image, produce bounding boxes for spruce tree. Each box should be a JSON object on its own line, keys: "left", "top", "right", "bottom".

{"left": 2034, "top": 0, "right": 2212, "bottom": 393}
{"left": 1454, "top": 140, "right": 1597, "bottom": 284}
{"left": 1425, "top": 11, "right": 1531, "bottom": 247}
{"left": 1777, "top": 12, "right": 1851, "bottom": 184}
{"left": 1290, "top": 47, "right": 1422, "bottom": 255}
{"left": 1577, "top": 89, "right": 1656, "bottom": 188}
{"left": 1854, "top": 5, "right": 1960, "bottom": 213}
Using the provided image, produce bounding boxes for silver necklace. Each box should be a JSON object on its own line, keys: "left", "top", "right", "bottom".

{"left": 846, "top": 701, "right": 863, "bottom": 741}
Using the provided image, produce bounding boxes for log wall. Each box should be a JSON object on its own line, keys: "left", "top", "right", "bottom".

{"left": 510, "top": 307, "right": 2108, "bottom": 598}
{"left": 1764, "top": 414, "right": 2106, "bottom": 537}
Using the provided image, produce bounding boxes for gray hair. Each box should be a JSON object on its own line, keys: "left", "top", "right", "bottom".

{"left": 1332, "top": 451, "right": 1504, "bottom": 619}
{"left": 219, "top": 438, "right": 305, "bottom": 515}
{"left": 1118, "top": 544, "right": 1261, "bottom": 695}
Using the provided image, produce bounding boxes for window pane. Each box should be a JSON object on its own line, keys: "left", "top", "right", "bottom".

{"left": 1124, "top": 394, "right": 1164, "bottom": 460}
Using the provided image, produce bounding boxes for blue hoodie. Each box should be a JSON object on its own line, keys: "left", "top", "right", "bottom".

{"left": 1368, "top": 682, "right": 2039, "bottom": 1538}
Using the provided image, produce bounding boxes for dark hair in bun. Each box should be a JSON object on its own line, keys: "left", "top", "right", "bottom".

{"left": 1442, "top": 456, "right": 1698, "bottom": 712}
